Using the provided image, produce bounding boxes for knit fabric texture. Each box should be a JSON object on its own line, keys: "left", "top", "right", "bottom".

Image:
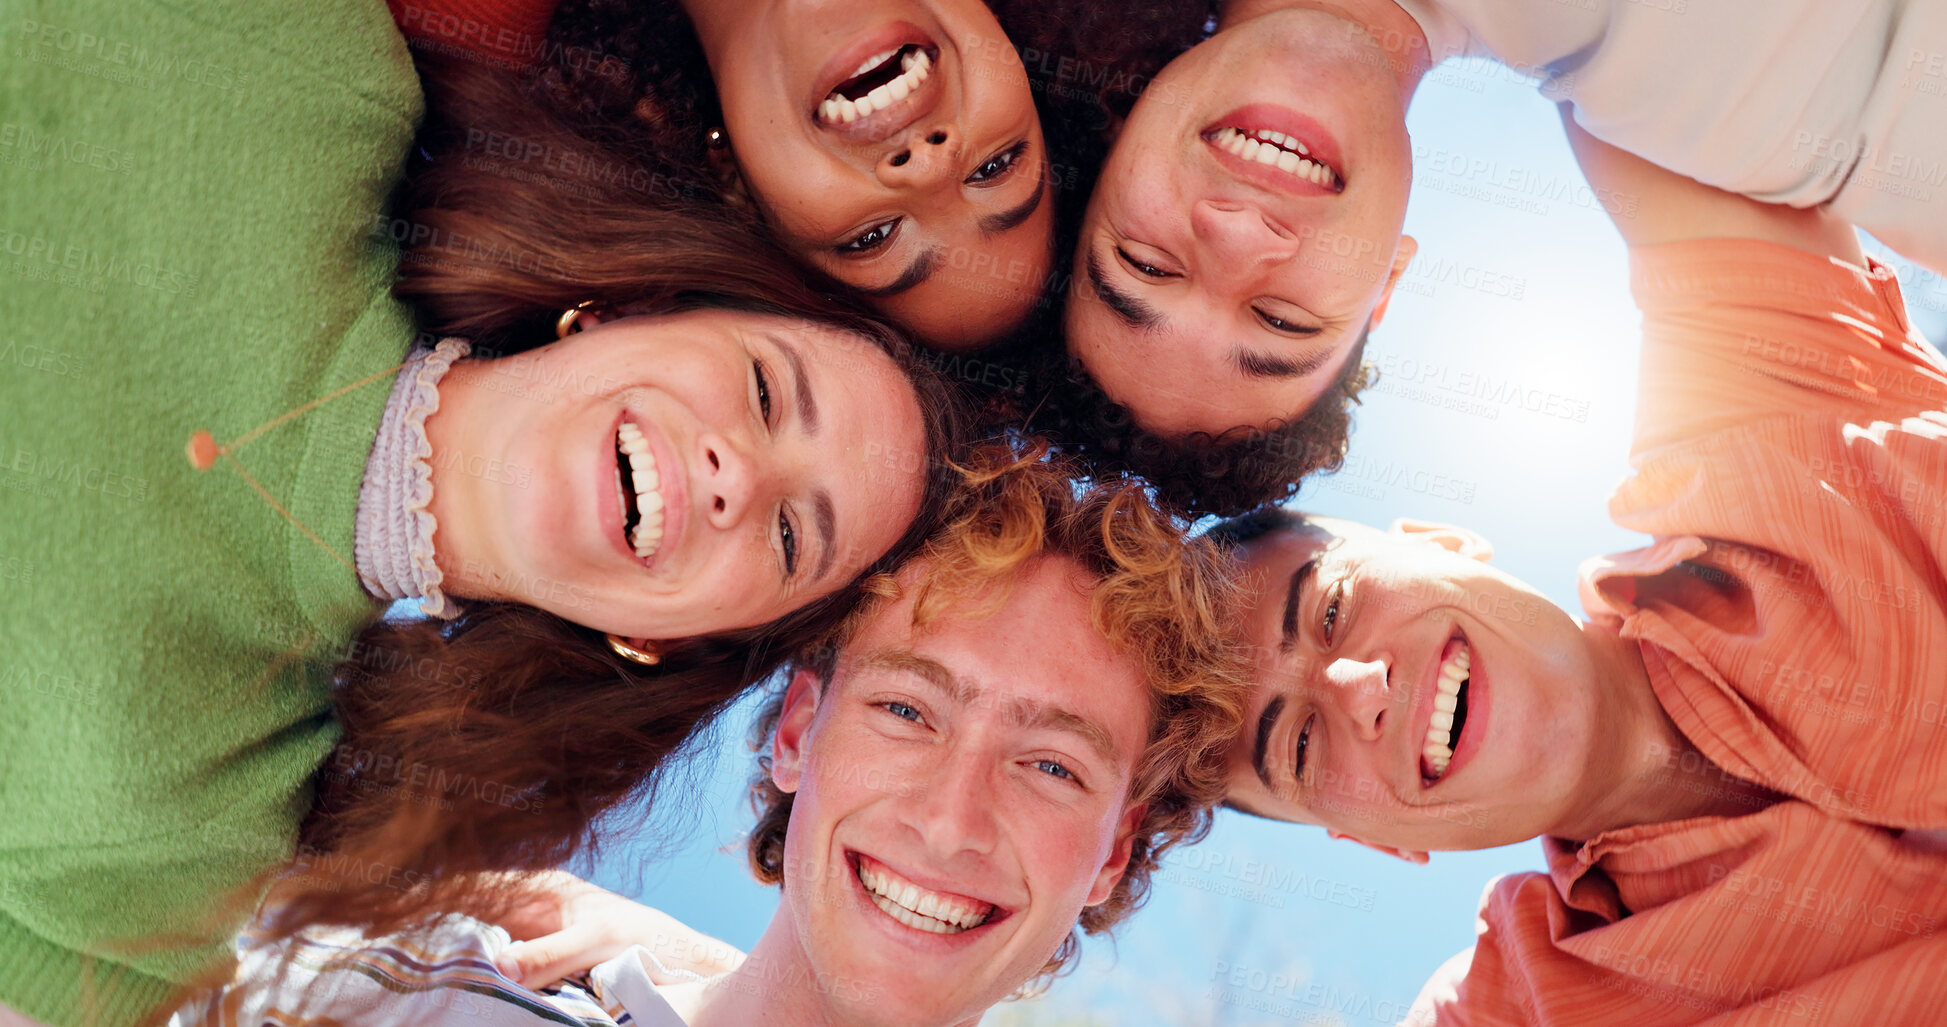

{"left": 0, "top": 0, "right": 423, "bottom": 1022}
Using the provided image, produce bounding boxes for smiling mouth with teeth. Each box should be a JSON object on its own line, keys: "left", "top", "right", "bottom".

{"left": 856, "top": 854, "right": 994, "bottom": 935}
{"left": 1421, "top": 638, "right": 1471, "bottom": 782}
{"left": 614, "top": 420, "right": 665, "bottom": 563}
{"left": 1209, "top": 126, "right": 1342, "bottom": 189}
{"left": 818, "top": 44, "right": 933, "bottom": 124}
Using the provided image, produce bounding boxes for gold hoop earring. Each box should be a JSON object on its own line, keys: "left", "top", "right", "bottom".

{"left": 556, "top": 300, "right": 596, "bottom": 340}
{"left": 606, "top": 634, "right": 662, "bottom": 667}
{"left": 705, "top": 126, "right": 728, "bottom": 149}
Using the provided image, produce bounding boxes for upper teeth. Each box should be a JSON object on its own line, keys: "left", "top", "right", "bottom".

{"left": 1213, "top": 127, "right": 1339, "bottom": 188}
{"left": 1423, "top": 643, "right": 1469, "bottom": 778}
{"left": 857, "top": 857, "right": 991, "bottom": 934}
{"left": 819, "top": 48, "right": 930, "bottom": 124}
{"left": 617, "top": 421, "right": 664, "bottom": 561}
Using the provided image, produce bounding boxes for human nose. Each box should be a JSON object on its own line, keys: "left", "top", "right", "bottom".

{"left": 1191, "top": 200, "right": 1300, "bottom": 268}
{"left": 902, "top": 746, "right": 998, "bottom": 860}
{"left": 697, "top": 431, "right": 763, "bottom": 530}
{"left": 1321, "top": 657, "right": 1392, "bottom": 742}
{"left": 878, "top": 127, "right": 960, "bottom": 189}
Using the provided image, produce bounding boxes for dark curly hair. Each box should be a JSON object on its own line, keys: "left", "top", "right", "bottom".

{"left": 931, "top": 2, "right": 1375, "bottom": 519}
{"left": 743, "top": 442, "right": 1249, "bottom": 991}
{"left": 534, "top": 0, "right": 1212, "bottom": 334}
{"left": 1003, "top": 326, "right": 1373, "bottom": 520}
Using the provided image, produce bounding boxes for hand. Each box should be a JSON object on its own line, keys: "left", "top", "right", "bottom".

{"left": 489, "top": 870, "right": 746, "bottom": 989}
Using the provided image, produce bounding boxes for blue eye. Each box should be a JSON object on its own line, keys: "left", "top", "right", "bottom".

{"left": 1034, "top": 759, "right": 1075, "bottom": 781}
{"left": 883, "top": 702, "right": 922, "bottom": 723}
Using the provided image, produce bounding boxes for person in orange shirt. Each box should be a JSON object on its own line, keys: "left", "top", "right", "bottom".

{"left": 1216, "top": 110, "right": 1947, "bottom": 1024}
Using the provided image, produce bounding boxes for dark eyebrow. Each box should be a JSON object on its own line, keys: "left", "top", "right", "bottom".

{"left": 812, "top": 488, "right": 836, "bottom": 581}
{"left": 1280, "top": 555, "right": 1319, "bottom": 653}
{"left": 1085, "top": 250, "right": 1164, "bottom": 332}
{"left": 977, "top": 176, "right": 1045, "bottom": 236}
{"left": 779, "top": 338, "right": 818, "bottom": 435}
{"left": 856, "top": 248, "right": 941, "bottom": 298}
{"left": 1236, "top": 347, "right": 1335, "bottom": 380}
{"left": 1253, "top": 694, "right": 1287, "bottom": 789}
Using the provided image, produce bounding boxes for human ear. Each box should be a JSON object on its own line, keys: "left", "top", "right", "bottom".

{"left": 770, "top": 668, "right": 823, "bottom": 794}
{"left": 1388, "top": 517, "right": 1493, "bottom": 563}
{"left": 1367, "top": 234, "right": 1418, "bottom": 330}
{"left": 1328, "top": 829, "right": 1429, "bottom": 865}
{"left": 1085, "top": 803, "right": 1148, "bottom": 906}
{"left": 701, "top": 139, "right": 752, "bottom": 209}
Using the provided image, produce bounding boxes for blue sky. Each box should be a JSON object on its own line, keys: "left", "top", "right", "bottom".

{"left": 583, "top": 56, "right": 1947, "bottom": 1026}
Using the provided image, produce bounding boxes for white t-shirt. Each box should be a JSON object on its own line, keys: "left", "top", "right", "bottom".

{"left": 1395, "top": 0, "right": 1947, "bottom": 271}
{"left": 167, "top": 916, "right": 689, "bottom": 1027}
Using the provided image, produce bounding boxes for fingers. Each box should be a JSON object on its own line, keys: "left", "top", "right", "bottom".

{"left": 494, "top": 923, "right": 628, "bottom": 990}
{"left": 491, "top": 870, "right": 600, "bottom": 942}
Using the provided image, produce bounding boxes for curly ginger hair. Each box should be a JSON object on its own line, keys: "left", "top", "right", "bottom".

{"left": 744, "top": 442, "right": 1251, "bottom": 987}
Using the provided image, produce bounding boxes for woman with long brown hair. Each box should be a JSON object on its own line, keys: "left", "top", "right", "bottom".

{"left": 0, "top": 12, "right": 965, "bottom": 1026}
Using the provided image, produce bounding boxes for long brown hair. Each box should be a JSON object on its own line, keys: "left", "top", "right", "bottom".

{"left": 268, "top": 55, "right": 973, "bottom": 938}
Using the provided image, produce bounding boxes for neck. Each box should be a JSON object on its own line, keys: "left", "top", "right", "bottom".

{"left": 1548, "top": 623, "right": 1776, "bottom": 842}
{"left": 419, "top": 358, "right": 504, "bottom": 602}
{"left": 1220, "top": 0, "right": 1433, "bottom": 101}
{"left": 682, "top": 912, "right": 833, "bottom": 1027}
{"left": 679, "top": 910, "right": 985, "bottom": 1027}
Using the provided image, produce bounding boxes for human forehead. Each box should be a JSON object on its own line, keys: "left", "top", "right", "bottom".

{"left": 1235, "top": 517, "right": 1340, "bottom": 585}
{"left": 835, "top": 558, "right": 1151, "bottom": 732}
{"left": 735, "top": 311, "right": 899, "bottom": 378}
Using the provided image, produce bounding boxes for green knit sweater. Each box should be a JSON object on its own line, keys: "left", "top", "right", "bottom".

{"left": 0, "top": 1, "right": 421, "bottom": 1023}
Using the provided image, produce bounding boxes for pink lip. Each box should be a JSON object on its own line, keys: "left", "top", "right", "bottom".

{"left": 1201, "top": 103, "right": 1346, "bottom": 198}
{"left": 601, "top": 408, "right": 688, "bottom": 573}
{"left": 810, "top": 23, "right": 943, "bottom": 145}
{"left": 846, "top": 850, "right": 1010, "bottom": 948}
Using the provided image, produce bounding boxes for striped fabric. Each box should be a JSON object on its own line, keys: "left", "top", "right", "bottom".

{"left": 168, "top": 917, "right": 685, "bottom": 1027}
{"left": 1412, "top": 238, "right": 1947, "bottom": 1024}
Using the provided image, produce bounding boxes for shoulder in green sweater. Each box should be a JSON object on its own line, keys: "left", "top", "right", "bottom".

{"left": 0, "top": 1, "right": 422, "bottom": 1023}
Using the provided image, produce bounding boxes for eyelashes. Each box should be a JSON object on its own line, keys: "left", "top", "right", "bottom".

{"left": 968, "top": 139, "right": 1028, "bottom": 184}
{"left": 753, "top": 357, "right": 801, "bottom": 580}
{"left": 831, "top": 140, "right": 1029, "bottom": 254}
{"left": 838, "top": 218, "right": 900, "bottom": 255}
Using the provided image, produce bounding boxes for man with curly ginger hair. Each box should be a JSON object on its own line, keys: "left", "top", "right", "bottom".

{"left": 732, "top": 449, "right": 1249, "bottom": 1022}
{"left": 168, "top": 449, "right": 1247, "bottom": 1027}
